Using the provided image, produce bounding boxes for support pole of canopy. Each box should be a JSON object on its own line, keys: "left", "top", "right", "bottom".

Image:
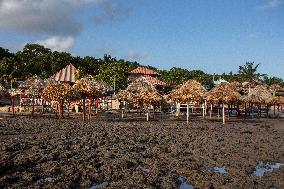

{"left": 88, "top": 97, "right": 92, "bottom": 120}
{"left": 186, "top": 103, "right": 189, "bottom": 124}
{"left": 217, "top": 106, "right": 220, "bottom": 120}
{"left": 202, "top": 103, "right": 205, "bottom": 119}
{"left": 11, "top": 95, "right": 15, "bottom": 116}
{"left": 146, "top": 106, "right": 149, "bottom": 121}
{"left": 32, "top": 95, "right": 35, "bottom": 117}
{"left": 83, "top": 97, "right": 86, "bottom": 121}
{"left": 205, "top": 100, "right": 207, "bottom": 116}
{"left": 210, "top": 104, "right": 212, "bottom": 119}
{"left": 222, "top": 103, "right": 225, "bottom": 124}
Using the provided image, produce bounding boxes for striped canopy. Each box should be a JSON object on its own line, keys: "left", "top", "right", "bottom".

{"left": 53, "top": 64, "right": 77, "bottom": 83}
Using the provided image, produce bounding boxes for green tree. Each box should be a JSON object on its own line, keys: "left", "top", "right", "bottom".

{"left": 263, "top": 75, "right": 284, "bottom": 86}
{"left": 238, "top": 62, "right": 263, "bottom": 82}
{"left": 16, "top": 44, "right": 52, "bottom": 79}
{"left": 96, "top": 59, "right": 129, "bottom": 90}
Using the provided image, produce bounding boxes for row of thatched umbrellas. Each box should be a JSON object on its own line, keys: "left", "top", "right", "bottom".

{"left": 116, "top": 78, "right": 284, "bottom": 123}
{"left": 0, "top": 75, "right": 112, "bottom": 120}
{"left": 1, "top": 75, "right": 283, "bottom": 123}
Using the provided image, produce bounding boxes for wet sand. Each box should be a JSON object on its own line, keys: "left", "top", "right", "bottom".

{"left": 0, "top": 116, "right": 283, "bottom": 189}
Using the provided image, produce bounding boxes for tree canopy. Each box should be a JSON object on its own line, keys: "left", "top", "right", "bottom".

{"left": 0, "top": 44, "right": 283, "bottom": 91}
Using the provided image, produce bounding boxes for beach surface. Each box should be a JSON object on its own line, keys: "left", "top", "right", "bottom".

{"left": 0, "top": 116, "right": 283, "bottom": 189}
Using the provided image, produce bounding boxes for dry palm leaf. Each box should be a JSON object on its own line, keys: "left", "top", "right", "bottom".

{"left": 43, "top": 83, "right": 73, "bottom": 103}
{"left": 168, "top": 80, "right": 207, "bottom": 103}
{"left": 242, "top": 85, "right": 273, "bottom": 104}
{"left": 73, "top": 75, "right": 104, "bottom": 98}
{"left": 116, "top": 77, "right": 163, "bottom": 106}
{"left": 207, "top": 82, "right": 241, "bottom": 104}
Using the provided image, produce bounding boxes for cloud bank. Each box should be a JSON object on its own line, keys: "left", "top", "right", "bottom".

{"left": 35, "top": 36, "right": 74, "bottom": 52}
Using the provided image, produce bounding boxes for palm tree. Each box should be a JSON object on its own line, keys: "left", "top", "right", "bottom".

{"left": 238, "top": 62, "right": 263, "bottom": 82}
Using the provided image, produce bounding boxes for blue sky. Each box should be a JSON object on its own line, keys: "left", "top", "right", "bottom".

{"left": 0, "top": 0, "right": 283, "bottom": 78}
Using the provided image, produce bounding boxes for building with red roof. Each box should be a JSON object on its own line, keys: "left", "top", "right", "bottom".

{"left": 128, "top": 66, "right": 166, "bottom": 87}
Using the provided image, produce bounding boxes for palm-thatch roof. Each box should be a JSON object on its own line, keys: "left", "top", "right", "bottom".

{"left": 19, "top": 75, "right": 46, "bottom": 96}
{"left": 73, "top": 75, "right": 109, "bottom": 98}
{"left": 116, "top": 77, "right": 163, "bottom": 106}
{"left": 42, "top": 83, "right": 73, "bottom": 103}
{"left": 207, "top": 82, "right": 241, "bottom": 104}
{"left": 0, "top": 84, "right": 8, "bottom": 97}
{"left": 269, "top": 84, "right": 283, "bottom": 94}
{"left": 271, "top": 96, "right": 284, "bottom": 105}
{"left": 242, "top": 85, "right": 273, "bottom": 104}
{"left": 167, "top": 80, "right": 206, "bottom": 103}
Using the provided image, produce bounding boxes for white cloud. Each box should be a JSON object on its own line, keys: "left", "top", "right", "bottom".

{"left": 35, "top": 36, "right": 74, "bottom": 52}
{"left": 256, "top": 0, "right": 282, "bottom": 9}
{"left": 127, "top": 50, "right": 148, "bottom": 61}
{"left": 0, "top": 0, "right": 127, "bottom": 36}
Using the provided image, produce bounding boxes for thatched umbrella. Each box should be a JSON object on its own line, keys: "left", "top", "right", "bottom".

{"left": 19, "top": 75, "right": 46, "bottom": 115}
{"left": 168, "top": 80, "right": 207, "bottom": 123}
{"left": 116, "top": 77, "right": 163, "bottom": 121}
{"left": 207, "top": 82, "right": 241, "bottom": 124}
{"left": 242, "top": 85, "right": 273, "bottom": 117}
{"left": 73, "top": 75, "right": 106, "bottom": 120}
{"left": 42, "top": 82, "right": 73, "bottom": 118}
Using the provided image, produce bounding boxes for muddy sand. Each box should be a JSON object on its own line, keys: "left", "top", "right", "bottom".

{"left": 0, "top": 116, "right": 283, "bottom": 189}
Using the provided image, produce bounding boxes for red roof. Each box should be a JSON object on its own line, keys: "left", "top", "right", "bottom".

{"left": 53, "top": 64, "right": 77, "bottom": 83}
{"left": 129, "top": 67, "right": 160, "bottom": 75}
{"left": 143, "top": 76, "right": 166, "bottom": 86}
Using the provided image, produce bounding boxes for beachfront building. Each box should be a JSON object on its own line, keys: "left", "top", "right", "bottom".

{"left": 128, "top": 66, "right": 166, "bottom": 87}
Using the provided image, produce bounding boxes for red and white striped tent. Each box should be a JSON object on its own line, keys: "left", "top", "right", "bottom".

{"left": 52, "top": 64, "right": 78, "bottom": 83}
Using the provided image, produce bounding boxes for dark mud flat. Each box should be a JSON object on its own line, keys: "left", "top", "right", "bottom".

{"left": 0, "top": 117, "right": 283, "bottom": 189}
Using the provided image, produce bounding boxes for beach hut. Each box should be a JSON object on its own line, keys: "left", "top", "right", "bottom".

{"left": 168, "top": 80, "right": 207, "bottom": 123}
{"left": 116, "top": 77, "right": 163, "bottom": 121}
{"left": 207, "top": 82, "right": 241, "bottom": 124}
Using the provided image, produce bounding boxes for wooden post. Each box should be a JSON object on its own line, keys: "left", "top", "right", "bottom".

{"left": 11, "top": 95, "right": 15, "bottom": 116}
{"left": 217, "top": 106, "right": 220, "bottom": 120}
{"left": 273, "top": 104, "right": 276, "bottom": 116}
{"left": 266, "top": 104, "right": 269, "bottom": 117}
{"left": 88, "top": 97, "right": 92, "bottom": 120}
{"left": 146, "top": 107, "right": 149, "bottom": 121}
{"left": 42, "top": 99, "right": 45, "bottom": 114}
{"left": 222, "top": 103, "right": 225, "bottom": 124}
{"left": 32, "top": 95, "right": 35, "bottom": 116}
{"left": 210, "top": 104, "right": 212, "bottom": 119}
{"left": 227, "top": 105, "right": 230, "bottom": 120}
{"left": 245, "top": 103, "right": 247, "bottom": 117}
{"left": 60, "top": 100, "right": 64, "bottom": 118}
{"left": 202, "top": 103, "right": 205, "bottom": 119}
{"left": 83, "top": 97, "right": 86, "bottom": 121}
{"left": 67, "top": 102, "right": 70, "bottom": 117}
{"left": 186, "top": 103, "right": 189, "bottom": 124}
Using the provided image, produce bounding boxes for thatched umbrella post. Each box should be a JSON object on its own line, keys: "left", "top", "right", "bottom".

{"left": 209, "top": 104, "right": 213, "bottom": 119}
{"left": 186, "top": 102, "right": 189, "bottom": 124}
{"left": 168, "top": 80, "right": 207, "bottom": 123}
{"left": 222, "top": 103, "right": 225, "bottom": 124}
{"left": 11, "top": 95, "right": 15, "bottom": 116}
{"left": 82, "top": 96, "right": 86, "bottom": 121}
